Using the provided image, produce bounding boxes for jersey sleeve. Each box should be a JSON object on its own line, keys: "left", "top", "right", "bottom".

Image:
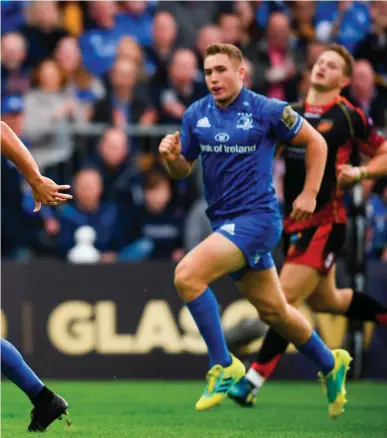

{"left": 264, "top": 99, "right": 304, "bottom": 143}
{"left": 352, "top": 109, "right": 386, "bottom": 157}
{"left": 180, "top": 109, "right": 200, "bottom": 162}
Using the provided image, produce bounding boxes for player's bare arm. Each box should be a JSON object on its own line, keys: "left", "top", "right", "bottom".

{"left": 159, "top": 131, "right": 195, "bottom": 180}
{"left": 338, "top": 141, "right": 387, "bottom": 188}
{"left": 1, "top": 121, "right": 41, "bottom": 184}
{"left": 287, "top": 116, "right": 328, "bottom": 221}
{"left": 0, "top": 121, "right": 72, "bottom": 211}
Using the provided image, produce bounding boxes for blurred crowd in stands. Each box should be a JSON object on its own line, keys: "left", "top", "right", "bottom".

{"left": 1, "top": 0, "right": 387, "bottom": 263}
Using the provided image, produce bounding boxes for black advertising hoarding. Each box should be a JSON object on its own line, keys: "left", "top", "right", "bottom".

{"left": 1, "top": 261, "right": 386, "bottom": 379}
{"left": 2, "top": 261, "right": 243, "bottom": 379}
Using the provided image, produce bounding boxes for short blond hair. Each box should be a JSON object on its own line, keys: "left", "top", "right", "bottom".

{"left": 204, "top": 43, "right": 243, "bottom": 64}
{"left": 325, "top": 43, "right": 354, "bottom": 77}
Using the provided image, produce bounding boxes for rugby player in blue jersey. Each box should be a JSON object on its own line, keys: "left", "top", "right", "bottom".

{"left": 1, "top": 121, "right": 70, "bottom": 431}
{"left": 158, "top": 44, "right": 351, "bottom": 417}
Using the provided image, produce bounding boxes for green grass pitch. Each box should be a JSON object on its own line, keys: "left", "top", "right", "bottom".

{"left": 2, "top": 381, "right": 387, "bottom": 437}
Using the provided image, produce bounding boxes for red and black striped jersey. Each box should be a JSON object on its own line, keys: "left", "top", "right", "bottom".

{"left": 283, "top": 95, "right": 386, "bottom": 233}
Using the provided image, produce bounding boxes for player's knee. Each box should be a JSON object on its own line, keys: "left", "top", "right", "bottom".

{"left": 174, "top": 262, "right": 203, "bottom": 301}
{"left": 174, "top": 262, "right": 189, "bottom": 293}
{"left": 259, "top": 304, "right": 288, "bottom": 327}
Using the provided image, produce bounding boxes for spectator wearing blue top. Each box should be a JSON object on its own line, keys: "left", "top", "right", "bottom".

{"left": 21, "top": 1, "right": 68, "bottom": 67}
{"left": 354, "top": 1, "right": 387, "bottom": 82}
{"left": 91, "top": 57, "right": 156, "bottom": 127}
{"left": 366, "top": 186, "right": 387, "bottom": 261}
{"left": 256, "top": 1, "right": 290, "bottom": 29}
{"left": 314, "top": 0, "right": 338, "bottom": 24}
{"left": 79, "top": 1, "right": 125, "bottom": 77}
{"left": 52, "top": 168, "right": 125, "bottom": 260}
{"left": 1, "top": 95, "right": 25, "bottom": 141}
{"left": 90, "top": 127, "right": 142, "bottom": 204}
{"left": 1, "top": 0, "right": 26, "bottom": 35}
{"left": 315, "top": 0, "right": 370, "bottom": 53}
{"left": 116, "top": 1, "right": 153, "bottom": 47}
{"left": 1, "top": 32, "right": 31, "bottom": 97}
{"left": 80, "top": 0, "right": 153, "bottom": 78}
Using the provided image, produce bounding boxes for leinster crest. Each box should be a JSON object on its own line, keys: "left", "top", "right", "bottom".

{"left": 236, "top": 113, "right": 253, "bottom": 130}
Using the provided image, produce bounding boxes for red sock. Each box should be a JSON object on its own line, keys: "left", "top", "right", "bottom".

{"left": 251, "top": 353, "right": 283, "bottom": 380}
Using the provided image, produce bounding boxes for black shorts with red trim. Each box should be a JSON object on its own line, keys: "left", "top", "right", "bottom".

{"left": 283, "top": 223, "right": 346, "bottom": 276}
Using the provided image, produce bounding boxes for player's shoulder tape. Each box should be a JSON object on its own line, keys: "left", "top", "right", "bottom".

{"left": 281, "top": 105, "right": 298, "bottom": 129}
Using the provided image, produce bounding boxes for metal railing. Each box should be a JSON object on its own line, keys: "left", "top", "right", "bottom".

{"left": 50, "top": 121, "right": 387, "bottom": 138}
{"left": 54, "top": 122, "right": 181, "bottom": 137}
{"left": 32, "top": 121, "right": 387, "bottom": 184}
{"left": 34, "top": 122, "right": 180, "bottom": 183}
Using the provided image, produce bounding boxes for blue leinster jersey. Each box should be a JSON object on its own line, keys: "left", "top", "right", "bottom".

{"left": 181, "top": 87, "right": 304, "bottom": 222}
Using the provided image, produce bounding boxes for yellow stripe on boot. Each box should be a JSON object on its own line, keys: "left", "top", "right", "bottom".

{"left": 318, "top": 349, "right": 352, "bottom": 418}
{"left": 195, "top": 354, "right": 246, "bottom": 412}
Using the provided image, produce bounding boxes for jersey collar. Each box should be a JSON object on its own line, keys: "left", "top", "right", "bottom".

{"left": 305, "top": 95, "right": 340, "bottom": 114}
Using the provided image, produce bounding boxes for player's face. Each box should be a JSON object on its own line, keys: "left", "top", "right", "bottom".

{"left": 204, "top": 53, "right": 245, "bottom": 105}
{"left": 310, "top": 51, "right": 350, "bottom": 92}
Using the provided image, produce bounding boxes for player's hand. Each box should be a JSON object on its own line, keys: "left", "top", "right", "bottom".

{"left": 337, "top": 164, "right": 364, "bottom": 189}
{"left": 290, "top": 190, "right": 317, "bottom": 221}
{"left": 159, "top": 131, "right": 181, "bottom": 162}
{"left": 31, "top": 176, "right": 73, "bottom": 212}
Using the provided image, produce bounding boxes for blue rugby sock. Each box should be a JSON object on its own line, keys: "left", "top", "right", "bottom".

{"left": 186, "top": 288, "right": 232, "bottom": 368}
{"left": 297, "top": 331, "right": 335, "bottom": 375}
{"left": 1, "top": 339, "right": 44, "bottom": 398}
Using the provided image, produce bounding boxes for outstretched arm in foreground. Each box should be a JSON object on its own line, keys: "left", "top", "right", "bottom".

{"left": 1, "top": 121, "right": 72, "bottom": 211}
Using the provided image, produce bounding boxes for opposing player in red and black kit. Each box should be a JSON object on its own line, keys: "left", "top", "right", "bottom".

{"left": 228, "top": 44, "right": 387, "bottom": 407}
